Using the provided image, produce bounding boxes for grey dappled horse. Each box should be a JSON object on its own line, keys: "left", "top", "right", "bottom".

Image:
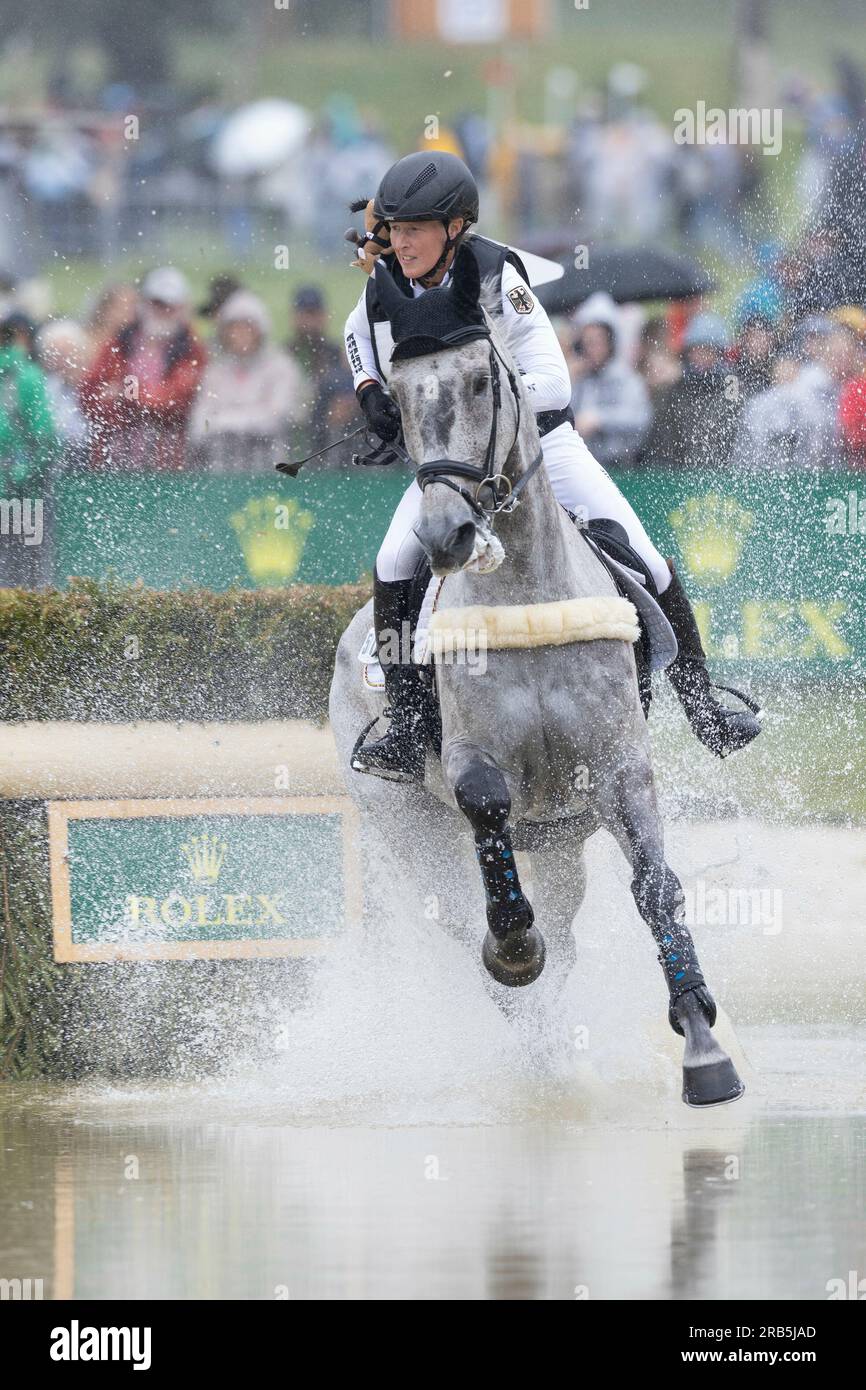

{"left": 329, "top": 250, "right": 743, "bottom": 1106}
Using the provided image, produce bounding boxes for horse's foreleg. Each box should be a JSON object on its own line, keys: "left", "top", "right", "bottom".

{"left": 449, "top": 754, "right": 546, "bottom": 987}
{"left": 629, "top": 851, "right": 741, "bottom": 1101}
{"left": 603, "top": 773, "right": 744, "bottom": 1107}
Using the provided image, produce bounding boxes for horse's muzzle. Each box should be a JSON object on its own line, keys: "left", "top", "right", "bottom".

{"left": 414, "top": 518, "right": 477, "bottom": 575}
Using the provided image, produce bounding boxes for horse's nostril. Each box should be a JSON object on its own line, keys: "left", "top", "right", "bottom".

{"left": 416, "top": 516, "right": 477, "bottom": 570}
{"left": 448, "top": 522, "right": 477, "bottom": 557}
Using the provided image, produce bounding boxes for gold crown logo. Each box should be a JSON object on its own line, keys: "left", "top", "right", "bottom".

{"left": 668, "top": 492, "right": 753, "bottom": 588}
{"left": 180, "top": 833, "right": 227, "bottom": 882}
{"left": 230, "top": 495, "right": 315, "bottom": 586}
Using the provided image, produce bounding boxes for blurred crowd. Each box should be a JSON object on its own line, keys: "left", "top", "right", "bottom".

{"left": 0, "top": 264, "right": 361, "bottom": 582}
{"left": 0, "top": 265, "right": 357, "bottom": 488}
{"left": 548, "top": 58, "right": 866, "bottom": 258}
{"left": 6, "top": 54, "right": 866, "bottom": 277}
{"left": 2, "top": 244, "right": 866, "bottom": 505}
{"left": 565, "top": 277, "right": 866, "bottom": 473}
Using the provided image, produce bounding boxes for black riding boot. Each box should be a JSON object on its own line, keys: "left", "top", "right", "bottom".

{"left": 658, "top": 562, "right": 762, "bottom": 758}
{"left": 351, "top": 572, "right": 427, "bottom": 783}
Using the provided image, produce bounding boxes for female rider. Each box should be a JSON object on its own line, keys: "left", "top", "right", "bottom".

{"left": 344, "top": 152, "right": 760, "bottom": 781}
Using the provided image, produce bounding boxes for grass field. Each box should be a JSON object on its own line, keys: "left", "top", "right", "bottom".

{"left": 176, "top": 2, "right": 866, "bottom": 140}
{"left": 6, "top": 3, "right": 866, "bottom": 126}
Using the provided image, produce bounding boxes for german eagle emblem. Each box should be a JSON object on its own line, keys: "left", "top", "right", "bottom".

{"left": 507, "top": 285, "right": 535, "bottom": 314}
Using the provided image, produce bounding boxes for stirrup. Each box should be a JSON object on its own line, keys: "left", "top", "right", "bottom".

{"left": 710, "top": 682, "right": 764, "bottom": 758}
{"left": 695, "top": 694, "right": 762, "bottom": 759}
{"left": 711, "top": 680, "right": 763, "bottom": 719}
{"left": 350, "top": 713, "right": 425, "bottom": 783}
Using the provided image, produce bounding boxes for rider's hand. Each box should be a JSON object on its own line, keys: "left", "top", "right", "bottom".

{"left": 347, "top": 198, "right": 393, "bottom": 276}
{"left": 358, "top": 382, "right": 401, "bottom": 442}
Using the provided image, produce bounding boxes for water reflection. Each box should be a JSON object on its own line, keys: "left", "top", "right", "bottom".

{"left": 1, "top": 1089, "right": 864, "bottom": 1300}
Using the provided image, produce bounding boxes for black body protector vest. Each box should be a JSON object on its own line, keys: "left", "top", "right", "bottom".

{"left": 364, "top": 234, "right": 573, "bottom": 437}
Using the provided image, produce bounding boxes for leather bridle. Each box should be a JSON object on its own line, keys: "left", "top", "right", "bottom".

{"left": 276, "top": 337, "right": 544, "bottom": 520}
{"left": 408, "top": 337, "right": 543, "bottom": 525}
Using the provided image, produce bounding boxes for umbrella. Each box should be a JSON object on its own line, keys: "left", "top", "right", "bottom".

{"left": 211, "top": 100, "right": 311, "bottom": 179}
{"left": 537, "top": 245, "right": 716, "bottom": 314}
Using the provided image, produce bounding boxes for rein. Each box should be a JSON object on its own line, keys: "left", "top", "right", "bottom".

{"left": 275, "top": 334, "right": 544, "bottom": 521}
{"left": 412, "top": 338, "right": 542, "bottom": 525}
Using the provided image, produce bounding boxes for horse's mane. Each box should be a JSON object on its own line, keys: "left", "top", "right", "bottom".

{"left": 479, "top": 275, "right": 520, "bottom": 355}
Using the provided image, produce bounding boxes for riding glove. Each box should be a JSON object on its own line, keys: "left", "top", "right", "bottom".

{"left": 358, "top": 383, "right": 402, "bottom": 442}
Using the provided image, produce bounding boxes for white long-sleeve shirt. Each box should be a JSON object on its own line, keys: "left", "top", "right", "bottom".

{"left": 344, "top": 258, "right": 571, "bottom": 414}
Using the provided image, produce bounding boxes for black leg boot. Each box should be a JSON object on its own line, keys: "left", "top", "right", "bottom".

{"left": 658, "top": 561, "right": 763, "bottom": 758}
{"left": 350, "top": 572, "right": 427, "bottom": 783}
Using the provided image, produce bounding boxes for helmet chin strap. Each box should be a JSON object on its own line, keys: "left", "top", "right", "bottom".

{"left": 416, "top": 222, "right": 469, "bottom": 287}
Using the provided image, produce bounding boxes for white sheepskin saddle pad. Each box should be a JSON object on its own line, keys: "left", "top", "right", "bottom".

{"left": 422, "top": 594, "right": 639, "bottom": 659}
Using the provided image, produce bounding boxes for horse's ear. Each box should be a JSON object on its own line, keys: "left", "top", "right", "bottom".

{"left": 451, "top": 243, "right": 481, "bottom": 316}
{"left": 374, "top": 259, "right": 406, "bottom": 320}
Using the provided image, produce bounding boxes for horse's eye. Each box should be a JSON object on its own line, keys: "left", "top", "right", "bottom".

{"left": 473, "top": 375, "right": 489, "bottom": 395}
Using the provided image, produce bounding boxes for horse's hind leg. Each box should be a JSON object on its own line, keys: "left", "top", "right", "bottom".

{"left": 525, "top": 842, "right": 585, "bottom": 1000}
{"left": 600, "top": 765, "right": 744, "bottom": 1107}
{"left": 448, "top": 752, "right": 546, "bottom": 988}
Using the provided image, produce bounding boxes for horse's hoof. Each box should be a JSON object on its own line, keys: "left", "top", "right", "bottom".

{"left": 482, "top": 925, "right": 546, "bottom": 988}
{"left": 682, "top": 1058, "right": 745, "bottom": 1107}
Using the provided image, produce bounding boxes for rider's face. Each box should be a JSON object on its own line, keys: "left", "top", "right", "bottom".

{"left": 390, "top": 218, "right": 464, "bottom": 279}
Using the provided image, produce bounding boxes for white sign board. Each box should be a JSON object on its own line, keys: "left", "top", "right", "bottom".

{"left": 437, "top": 0, "right": 507, "bottom": 43}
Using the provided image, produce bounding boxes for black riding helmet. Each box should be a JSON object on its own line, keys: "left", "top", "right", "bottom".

{"left": 374, "top": 151, "right": 479, "bottom": 224}
{"left": 374, "top": 152, "right": 479, "bottom": 282}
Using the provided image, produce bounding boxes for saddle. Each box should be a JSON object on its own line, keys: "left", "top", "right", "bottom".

{"left": 579, "top": 519, "right": 677, "bottom": 715}
{"left": 358, "top": 518, "right": 676, "bottom": 721}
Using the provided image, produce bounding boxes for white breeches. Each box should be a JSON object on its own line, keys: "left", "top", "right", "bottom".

{"left": 375, "top": 423, "right": 671, "bottom": 593}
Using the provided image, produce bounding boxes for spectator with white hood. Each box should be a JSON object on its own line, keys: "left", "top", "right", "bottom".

{"left": 37, "top": 318, "right": 90, "bottom": 466}
{"left": 568, "top": 292, "right": 652, "bottom": 468}
{"left": 189, "top": 289, "right": 310, "bottom": 473}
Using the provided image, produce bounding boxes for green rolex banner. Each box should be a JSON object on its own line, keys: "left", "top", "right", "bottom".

{"left": 48, "top": 797, "right": 361, "bottom": 961}
{"left": 641, "top": 472, "right": 865, "bottom": 671}
{"left": 53, "top": 469, "right": 409, "bottom": 590}
{"left": 51, "top": 468, "right": 866, "bottom": 673}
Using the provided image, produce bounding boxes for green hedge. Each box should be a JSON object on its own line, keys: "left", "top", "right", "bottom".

{"left": 0, "top": 577, "right": 369, "bottom": 724}
{"left": 0, "top": 579, "right": 369, "bottom": 1079}
{"left": 0, "top": 802, "right": 59, "bottom": 1078}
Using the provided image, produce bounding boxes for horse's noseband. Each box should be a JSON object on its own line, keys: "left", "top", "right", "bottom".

{"left": 412, "top": 339, "right": 543, "bottom": 524}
